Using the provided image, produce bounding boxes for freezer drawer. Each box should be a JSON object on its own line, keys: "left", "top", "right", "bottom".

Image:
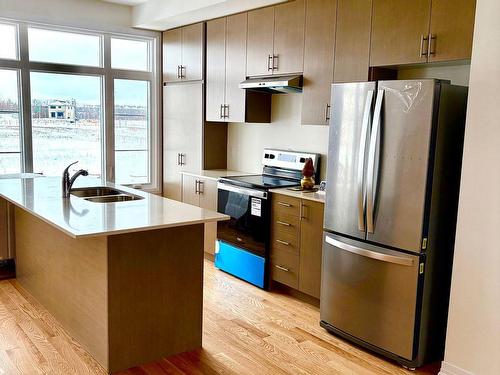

{"left": 320, "top": 233, "right": 421, "bottom": 360}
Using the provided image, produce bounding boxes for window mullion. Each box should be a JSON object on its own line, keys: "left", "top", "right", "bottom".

{"left": 103, "top": 34, "right": 115, "bottom": 183}
{"left": 18, "top": 23, "right": 33, "bottom": 173}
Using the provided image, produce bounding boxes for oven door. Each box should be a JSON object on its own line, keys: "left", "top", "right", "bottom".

{"left": 217, "top": 183, "right": 269, "bottom": 258}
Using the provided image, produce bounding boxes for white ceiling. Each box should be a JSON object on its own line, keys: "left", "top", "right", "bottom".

{"left": 101, "top": 0, "right": 287, "bottom": 31}
{"left": 102, "top": 0, "right": 147, "bottom": 5}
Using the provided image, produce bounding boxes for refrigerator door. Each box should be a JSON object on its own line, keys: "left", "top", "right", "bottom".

{"left": 320, "top": 233, "right": 420, "bottom": 360}
{"left": 366, "top": 80, "right": 437, "bottom": 252}
{"left": 325, "top": 82, "right": 376, "bottom": 240}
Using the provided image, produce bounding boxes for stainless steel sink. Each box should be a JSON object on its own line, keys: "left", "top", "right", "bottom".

{"left": 84, "top": 195, "right": 143, "bottom": 203}
{"left": 71, "top": 187, "right": 124, "bottom": 198}
{"left": 70, "top": 186, "right": 144, "bottom": 203}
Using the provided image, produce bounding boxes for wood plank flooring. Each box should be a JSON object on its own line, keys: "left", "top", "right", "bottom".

{"left": 0, "top": 260, "right": 440, "bottom": 374}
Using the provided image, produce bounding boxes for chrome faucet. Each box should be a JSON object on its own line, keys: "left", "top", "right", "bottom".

{"left": 62, "top": 161, "right": 88, "bottom": 198}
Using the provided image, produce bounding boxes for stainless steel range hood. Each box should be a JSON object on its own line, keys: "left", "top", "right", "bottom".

{"left": 239, "top": 75, "right": 303, "bottom": 94}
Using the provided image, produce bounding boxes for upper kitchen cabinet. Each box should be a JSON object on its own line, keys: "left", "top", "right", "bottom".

{"left": 247, "top": 0, "right": 306, "bottom": 76}
{"left": 370, "top": 0, "right": 431, "bottom": 66}
{"left": 333, "top": 0, "right": 373, "bottom": 83}
{"left": 206, "top": 13, "right": 271, "bottom": 123}
{"left": 301, "top": 0, "right": 337, "bottom": 126}
{"left": 428, "top": 0, "right": 476, "bottom": 62}
{"left": 370, "top": 0, "right": 476, "bottom": 66}
{"left": 162, "top": 22, "right": 204, "bottom": 83}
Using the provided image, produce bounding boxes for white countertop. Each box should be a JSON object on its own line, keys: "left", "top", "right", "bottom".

{"left": 0, "top": 176, "right": 228, "bottom": 239}
{"left": 180, "top": 169, "right": 250, "bottom": 181}
{"left": 270, "top": 187, "right": 326, "bottom": 204}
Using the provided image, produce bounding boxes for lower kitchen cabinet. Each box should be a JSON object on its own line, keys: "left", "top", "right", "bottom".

{"left": 270, "top": 193, "right": 324, "bottom": 299}
{"left": 181, "top": 173, "right": 218, "bottom": 255}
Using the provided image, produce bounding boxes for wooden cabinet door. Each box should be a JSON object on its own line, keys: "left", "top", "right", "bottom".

{"left": 247, "top": 7, "right": 274, "bottom": 77}
{"left": 334, "top": 0, "right": 372, "bottom": 83}
{"left": 198, "top": 178, "right": 218, "bottom": 211}
{"left": 163, "top": 83, "right": 202, "bottom": 201}
{"left": 199, "top": 178, "right": 218, "bottom": 255}
{"left": 273, "top": 0, "right": 306, "bottom": 75}
{"left": 181, "top": 174, "right": 200, "bottom": 206}
{"left": 299, "top": 200, "right": 324, "bottom": 299}
{"left": 181, "top": 23, "right": 204, "bottom": 81}
{"left": 206, "top": 18, "right": 226, "bottom": 122}
{"left": 162, "top": 28, "right": 182, "bottom": 83}
{"left": 428, "top": 0, "right": 476, "bottom": 62}
{"left": 370, "top": 0, "right": 431, "bottom": 66}
{"left": 225, "top": 13, "right": 247, "bottom": 123}
{"left": 301, "top": 0, "right": 336, "bottom": 125}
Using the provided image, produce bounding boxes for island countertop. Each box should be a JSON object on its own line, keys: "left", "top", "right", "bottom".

{"left": 0, "top": 176, "right": 228, "bottom": 239}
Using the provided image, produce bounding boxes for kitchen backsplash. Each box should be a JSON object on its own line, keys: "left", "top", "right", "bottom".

{"left": 227, "top": 94, "right": 329, "bottom": 180}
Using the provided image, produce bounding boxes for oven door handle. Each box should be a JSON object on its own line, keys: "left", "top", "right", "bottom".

{"left": 217, "top": 182, "right": 268, "bottom": 199}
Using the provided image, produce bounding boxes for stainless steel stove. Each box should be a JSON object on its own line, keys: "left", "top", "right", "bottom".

{"left": 215, "top": 149, "right": 320, "bottom": 289}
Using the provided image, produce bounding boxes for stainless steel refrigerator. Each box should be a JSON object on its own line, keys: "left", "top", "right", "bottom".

{"left": 320, "top": 79, "right": 468, "bottom": 368}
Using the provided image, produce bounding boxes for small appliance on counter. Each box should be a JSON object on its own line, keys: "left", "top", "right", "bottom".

{"left": 215, "top": 149, "right": 320, "bottom": 289}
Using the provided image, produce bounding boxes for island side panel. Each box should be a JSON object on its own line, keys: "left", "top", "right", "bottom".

{"left": 14, "top": 207, "right": 109, "bottom": 369}
{"left": 107, "top": 223, "right": 204, "bottom": 373}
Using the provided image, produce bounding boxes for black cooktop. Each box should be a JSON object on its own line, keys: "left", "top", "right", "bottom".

{"left": 220, "top": 174, "right": 300, "bottom": 190}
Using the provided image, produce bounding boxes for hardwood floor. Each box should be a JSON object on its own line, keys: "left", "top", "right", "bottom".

{"left": 0, "top": 260, "right": 439, "bottom": 374}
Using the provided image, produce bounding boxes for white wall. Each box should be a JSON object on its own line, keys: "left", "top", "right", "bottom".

{"left": 398, "top": 64, "right": 471, "bottom": 86}
{"left": 440, "top": 0, "right": 500, "bottom": 374}
{"left": 227, "top": 94, "right": 329, "bottom": 179}
{"left": 0, "top": 0, "right": 156, "bottom": 36}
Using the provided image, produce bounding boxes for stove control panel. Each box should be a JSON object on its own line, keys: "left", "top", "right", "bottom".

{"left": 262, "top": 149, "right": 320, "bottom": 172}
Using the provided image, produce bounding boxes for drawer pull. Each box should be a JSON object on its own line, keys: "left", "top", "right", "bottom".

{"left": 276, "top": 220, "right": 291, "bottom": 226}
{"left": 275, "top": 265, "right": 290, "bottom": 272}
{"left": 277, "top": 202, "right": 292, "bottom": 207}
{"left": 275, "top": 239, "right": 290, "bottom": 246}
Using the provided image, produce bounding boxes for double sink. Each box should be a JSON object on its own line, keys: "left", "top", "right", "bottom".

{"left": 71, "top": 187, "right": 144, "bottom": 203}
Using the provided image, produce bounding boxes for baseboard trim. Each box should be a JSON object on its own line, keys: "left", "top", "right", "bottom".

{"left": 439, "top": 361, "right": 475, "bottom": 375}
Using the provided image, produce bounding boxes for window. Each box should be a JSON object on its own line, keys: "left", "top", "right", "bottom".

{"left": 31, "top": 72, "right": 103, "bottom": 177}
{"left": 0, "top": 23, "right": 18, "bottom": 60}
{"left": 0, "top": 20, "right": 159, "bottom": 190}
{"left": 28, "top": 28, "right": 101, "bottom": 67}
{"left": 114, "top": 79, "right": 150, "bottom": 184}
{"left": 0, "top": 69, "right": 21, "bottom": 173}
{"left": 111, "top": 38, "right": 149, "bottom": 71}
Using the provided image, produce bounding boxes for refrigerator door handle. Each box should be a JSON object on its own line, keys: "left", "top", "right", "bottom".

{"left": 325, "top": 235, "right": 415, "bottom": 267}
{"left": 357, "top": 90, "right": 374, "bottom": 232}
{"left": 366, "top": 89, "right": 384, "bottom": 234}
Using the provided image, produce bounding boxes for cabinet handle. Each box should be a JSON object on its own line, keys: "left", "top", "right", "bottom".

{"left": 277, "top": 201, "right": 292, "bottom": 207}
{"left": 195, "top": 180, "right": 199, "bottom": 194}
{"left": 198, "top": 180, "right": 204, "bottom": 194}
{"left": 276, "top": 239, "right": 290, "bottom": 246}
{"left": 419, "top": 34, "right": 429, "bottom": 57}
{"left": 428, "top": 33, "right": 436, "bottom": 56}
{"left": 276, "top": 220, "right": 291, "bottom": 226}
{"left": 180, "top": 65, "right": 186, "bottom": 78}
{"left": 300, "top": 203, "right": 307, "bottom": 220}
{"left": 268, "top": 54, "right": 273, "bottom": 71}
{"left": 180, "top": 153, "right": 186, "bottom": 166}
{"left": 177, "top": 153, "right": 181, "bottom": 165}
{"left": 220, "top": 104, "right": 224, "bottom": 119}
{"left": 224, "top": 104, "right": 229, "bottom": 119}
{"left": 273, "top": 54, "right": 279, "bottom": 71}
{"left": 275, "top": 265, "right": 290, "bottom": 272}
{"left": 177, "top": 65, "right": 181, "bottom": 79}
{"left": 325, "top": 104, "right": 331, "bottom": 122}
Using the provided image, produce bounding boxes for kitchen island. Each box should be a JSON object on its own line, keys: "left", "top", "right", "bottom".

{"left": 0, "top": 176, "right": 228, "bottom": 373}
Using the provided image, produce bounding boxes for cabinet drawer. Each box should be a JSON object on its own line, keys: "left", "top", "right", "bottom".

{"left": 272, "top": 194, "right": 301, "bottom": 217}
{"left": 272, "top": 213, "right": 300, "bottom": 237}
{"left": 271, "top": 250, "right": 299, "bottom": 289}
{"left": 271, "top": 233, "right": 300, "bottom": 255}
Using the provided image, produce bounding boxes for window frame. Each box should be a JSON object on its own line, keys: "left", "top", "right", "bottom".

{"left": 0, "top": 19, "right": 161, "bottom": 192}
